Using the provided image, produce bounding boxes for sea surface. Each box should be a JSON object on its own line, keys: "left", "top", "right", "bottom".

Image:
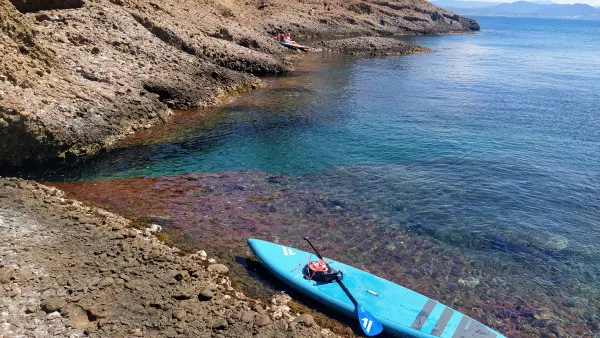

{"left": 25, "top": 17, "right": 600, "bottom": 336}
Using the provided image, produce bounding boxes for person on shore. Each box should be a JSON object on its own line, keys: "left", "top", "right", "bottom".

{"left": 258, "top": 1, "right": 265, "bottom": 10}
{"left": 324, "top": 1, "right": 328, "bottom": 9}
{"left": 279, "top": 32, "right": 286, "bottom": 42}
{"left": 286, "top": 32, "right": 295, "bottom": 44}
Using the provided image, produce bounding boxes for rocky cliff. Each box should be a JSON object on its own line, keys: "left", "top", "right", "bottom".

{"left": 0, "top": 0, "right": 479, "bottom": 169}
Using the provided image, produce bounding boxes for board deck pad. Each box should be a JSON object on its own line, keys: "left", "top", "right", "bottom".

{"left": 248, "top": 238, "right": 505, "bottom": 338}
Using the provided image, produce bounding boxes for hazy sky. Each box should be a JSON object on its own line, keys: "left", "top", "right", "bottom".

{"left": 461, "top": 0, "right": 600, "bottom": 5}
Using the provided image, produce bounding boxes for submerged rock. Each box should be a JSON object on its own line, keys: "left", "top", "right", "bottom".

{"left": 458, "top": 277, "right": 480, "bottom": 288}
{"left": 545, "top": 235, "right": 569, "bottom": 251}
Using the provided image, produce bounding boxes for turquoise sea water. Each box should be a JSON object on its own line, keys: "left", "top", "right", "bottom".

{"left": 40, "top": 18, "right": 600, "bottom": 179}
{"left": 22, "top": 17, "right": 600, "bottom": 335}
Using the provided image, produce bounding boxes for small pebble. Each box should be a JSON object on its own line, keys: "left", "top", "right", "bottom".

{"left": 212, "top": 318, "right": 228, "bottom": 330}
{"left": 254, "top": 314, "right": 271, "bottom": 327}
{"left": 198, "top": 288, "right": 214, "bottom": 301}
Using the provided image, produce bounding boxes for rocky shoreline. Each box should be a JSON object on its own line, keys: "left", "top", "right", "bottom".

{"left": 1, "top": 0, "right": 479, "bottom": 170}
{"left": 0, "top": 177, "right": 330, "bottom": 337}
{"left": 317, "top": 37, "right": 432, "bottom": 56}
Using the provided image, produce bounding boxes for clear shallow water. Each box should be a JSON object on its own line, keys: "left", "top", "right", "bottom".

{"left": 29, "top": 17, "right": 600, "bottom": 336}
{"left": 38, "top": 19, "right": 600, "bottom": 178}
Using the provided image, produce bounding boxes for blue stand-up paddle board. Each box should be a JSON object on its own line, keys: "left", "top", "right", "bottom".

{"left": 280, "top": 41, "right": 310, "bottom": 51}
{"left": 248, "top": 238, "right": 505, "bottom": 338}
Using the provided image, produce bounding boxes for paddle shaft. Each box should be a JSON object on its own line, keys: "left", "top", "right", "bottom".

{"left": 304, "top": 237, "right": 325, "bottom": 260}
{"left": 303, "top": 237, "right": 359, "bottom": 307}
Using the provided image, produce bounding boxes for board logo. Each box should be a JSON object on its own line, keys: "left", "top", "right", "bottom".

{"left": 282, "top": 246, "right": 296, "bottom": 256}
{"left": 361, "top": 317, "right": 374, "bottom": 333}
{"left": 357, "top": 305, "right": 383, "bottom": 336}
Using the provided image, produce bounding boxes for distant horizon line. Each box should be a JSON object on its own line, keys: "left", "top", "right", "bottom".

{"left": 432, "top": 0, "right": 600, "bottom": 7}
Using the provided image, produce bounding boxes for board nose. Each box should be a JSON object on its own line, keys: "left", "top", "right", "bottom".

{"left": 247, "top": 238, "right": 260, "bottom": 254}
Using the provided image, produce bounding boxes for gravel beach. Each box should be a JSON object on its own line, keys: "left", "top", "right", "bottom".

{"left": 0, "top": 177, "right": 329, "bottom": 337}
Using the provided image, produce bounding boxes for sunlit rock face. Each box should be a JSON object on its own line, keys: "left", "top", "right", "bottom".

{"left": 0, "top": 0, "right": 477, "bottom": 169}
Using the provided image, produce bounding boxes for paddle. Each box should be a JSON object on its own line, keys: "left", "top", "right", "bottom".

{"left": 304, "top": 237, "right": 383, "bottom": 337}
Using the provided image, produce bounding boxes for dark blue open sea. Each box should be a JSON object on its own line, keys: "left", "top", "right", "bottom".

{"left": 30, "top": 17, "right": 600, "bottom": 336}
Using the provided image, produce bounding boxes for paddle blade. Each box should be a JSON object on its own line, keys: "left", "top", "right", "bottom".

{"left": 357, "top": 305, "right": 383, "bottom": 336}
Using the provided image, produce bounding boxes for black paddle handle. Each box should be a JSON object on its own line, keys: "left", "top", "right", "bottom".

{"left": 303, "top": 237, "right": 325, "bottom": 260}
{"left": 303, "top": 237, "right": 358, "bottom": 307}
